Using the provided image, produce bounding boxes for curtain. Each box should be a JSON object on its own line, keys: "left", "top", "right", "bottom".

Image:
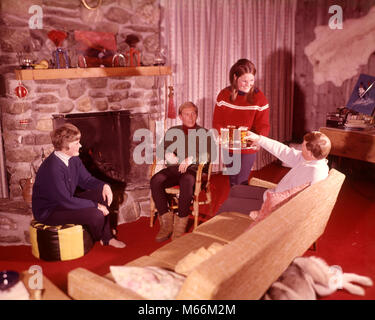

{"left": 162, "top": 0, "right": 297, "bottom": 170}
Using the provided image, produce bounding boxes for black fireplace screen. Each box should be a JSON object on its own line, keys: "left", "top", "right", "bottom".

{"left": 52, "top": 110, "right": 131, "bottom": 183}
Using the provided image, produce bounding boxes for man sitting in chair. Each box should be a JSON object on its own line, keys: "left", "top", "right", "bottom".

{"left": 32, "top": 123, "right": 126, "bottom": 248}
{"left": 151, "top": 101, "right": 212, "bottom": 242}
{"left": 217, "top": 130, "right": 331, "bottom": 216}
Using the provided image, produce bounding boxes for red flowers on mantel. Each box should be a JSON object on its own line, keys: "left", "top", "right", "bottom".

{"left": 48, "top": 30, "right": 67, "bottom": 47}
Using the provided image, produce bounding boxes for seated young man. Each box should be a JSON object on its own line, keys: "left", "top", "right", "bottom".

{"left": 32, "top": 123, "right": 125, "bottom": 248}
{"left": 217, "top": 130, "right": 331, "bottom": 216}
{"left": 151, "top": 101, "right": 212, "bottom": 242}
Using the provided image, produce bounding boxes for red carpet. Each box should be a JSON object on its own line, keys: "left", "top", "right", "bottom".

{"left": 1, "top": 162, "right": 374, "bottom": 299}
{"left": 303, "top": 178, "right": 375, "bottom": 300}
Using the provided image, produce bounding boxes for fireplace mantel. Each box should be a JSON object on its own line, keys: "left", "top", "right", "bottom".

{"left": 14, "top": 66, "right": 171, "bottom": 81}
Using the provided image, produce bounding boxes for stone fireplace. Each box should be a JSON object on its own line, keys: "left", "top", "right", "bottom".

{"left": 0, "top": 0, "right": 168, "bottom": 245}
{"left": 0, "top": 74, "right": 167, "bottom": 246}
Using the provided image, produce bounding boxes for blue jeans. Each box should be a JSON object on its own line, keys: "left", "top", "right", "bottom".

{"left": 217, "top": 185, "right": 267, "bottom": 215}
{"left": 224, "top": 152, "right": 257, "bottom": 186}
{"left": 41, "top": 189, "right": 113, "bottom": 245}
{"left": 150, "top": 165, "right": 196, "bottom": 218}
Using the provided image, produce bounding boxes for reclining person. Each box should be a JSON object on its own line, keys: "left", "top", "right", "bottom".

{"left": 151, "top": 101, "right": 213, "bottom": 242}
{"left": 32, "top": 123, "right": 126, "bottom": 248}
{"left": 217, "top": 130, "right": 331, "bottom": 216}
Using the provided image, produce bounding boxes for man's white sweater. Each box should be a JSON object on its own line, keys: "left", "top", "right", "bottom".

{"left": 257, "top": 136, "right": 329, "bottom": 200}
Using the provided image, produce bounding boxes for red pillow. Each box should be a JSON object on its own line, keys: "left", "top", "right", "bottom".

{"left": 248, "top": 183, "right": 310, "bottom": 229}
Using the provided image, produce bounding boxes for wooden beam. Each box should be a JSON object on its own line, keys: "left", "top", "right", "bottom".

{"left": 15, "top": 66, "right": 172, "bottom": 80}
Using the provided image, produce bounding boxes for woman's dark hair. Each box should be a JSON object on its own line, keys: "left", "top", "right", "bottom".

{"left": 51, "top": 123, "right": 81, "bottom": 151}
{"left": 303, "top": 131, "right": 331, "bottom": 159}
{"left": 229, "top": 58, "right": 257, "bottom": 104}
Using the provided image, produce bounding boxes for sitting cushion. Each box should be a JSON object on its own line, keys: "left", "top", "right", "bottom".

{"left": 29, "top": 220, "right": 94, "bottom": 261}
{"left": 110, "top": 266, "right": 185, "bottom": 300}
{"left": 249, "top": 183, "right": 309, "bottom": 228}
{"left": 175, "top": 242, "right": 224, "bottom": 276}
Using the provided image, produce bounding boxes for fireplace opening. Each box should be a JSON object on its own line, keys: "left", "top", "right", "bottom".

{"left": 53, "top": 110, "right": 131, "bottom": 182}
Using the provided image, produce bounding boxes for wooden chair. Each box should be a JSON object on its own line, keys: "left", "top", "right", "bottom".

{"left": 149, "top": 161, "right": 213, "bottom": 230}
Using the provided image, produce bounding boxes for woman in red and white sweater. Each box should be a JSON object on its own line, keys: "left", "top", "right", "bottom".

{"left": 213, "top": 59, "right": 270, "bottom": 186}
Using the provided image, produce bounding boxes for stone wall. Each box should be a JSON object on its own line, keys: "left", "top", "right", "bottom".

{"left": 0, "top": 0, "right": 166, "bottom": 245}
{"left": 3, "top": 76, "right": 161, "bottom": 197}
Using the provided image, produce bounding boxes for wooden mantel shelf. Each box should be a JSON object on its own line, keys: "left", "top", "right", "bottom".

{"left": 15, "top": 66, "right": 171, "bottom": 80}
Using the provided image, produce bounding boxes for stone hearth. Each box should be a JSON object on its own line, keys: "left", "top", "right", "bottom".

{"left": 0, "top": 199, "right": 32, "bottom": 246}
{"left": 0, "top": 0, "right": 167, "bottom": 246}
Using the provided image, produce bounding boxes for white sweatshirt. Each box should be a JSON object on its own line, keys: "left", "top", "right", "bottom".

{"left": 257, "top": 136, "right": 329, "bottom": 200}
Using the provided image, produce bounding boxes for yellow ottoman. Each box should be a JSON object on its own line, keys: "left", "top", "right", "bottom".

{"left": 29, "top": 220, "right": 94, "bottom": 261}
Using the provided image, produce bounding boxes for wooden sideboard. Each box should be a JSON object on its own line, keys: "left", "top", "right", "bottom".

{"left": 319, "top": 127, "right": 375, "bottom": 164}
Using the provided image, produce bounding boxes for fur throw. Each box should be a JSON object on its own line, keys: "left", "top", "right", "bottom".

{"left": 263, "top": 256, "right": 373, "bottom": 300}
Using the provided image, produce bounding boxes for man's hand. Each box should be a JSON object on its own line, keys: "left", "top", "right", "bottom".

{"left": 244, "top": 131, "right": 260, "bottom": 142}
{"left": 98, "top": 203, "right": 109, "bottom": 216}
{"left": 249, "top": 141, "right": 261, "bottom": 151}
{"left": 165, "top": 152, "right": 179, "bottom": 165}
{"left": 178, "top": 156, "right": 193, "bottom": 173}
{"left": 102, "top": 184, "right": 113, "bottom": 206}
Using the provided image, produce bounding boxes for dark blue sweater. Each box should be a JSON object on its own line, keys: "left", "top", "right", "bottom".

{"left": 32, "top": 152, "right": 105, "bottom": 222}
